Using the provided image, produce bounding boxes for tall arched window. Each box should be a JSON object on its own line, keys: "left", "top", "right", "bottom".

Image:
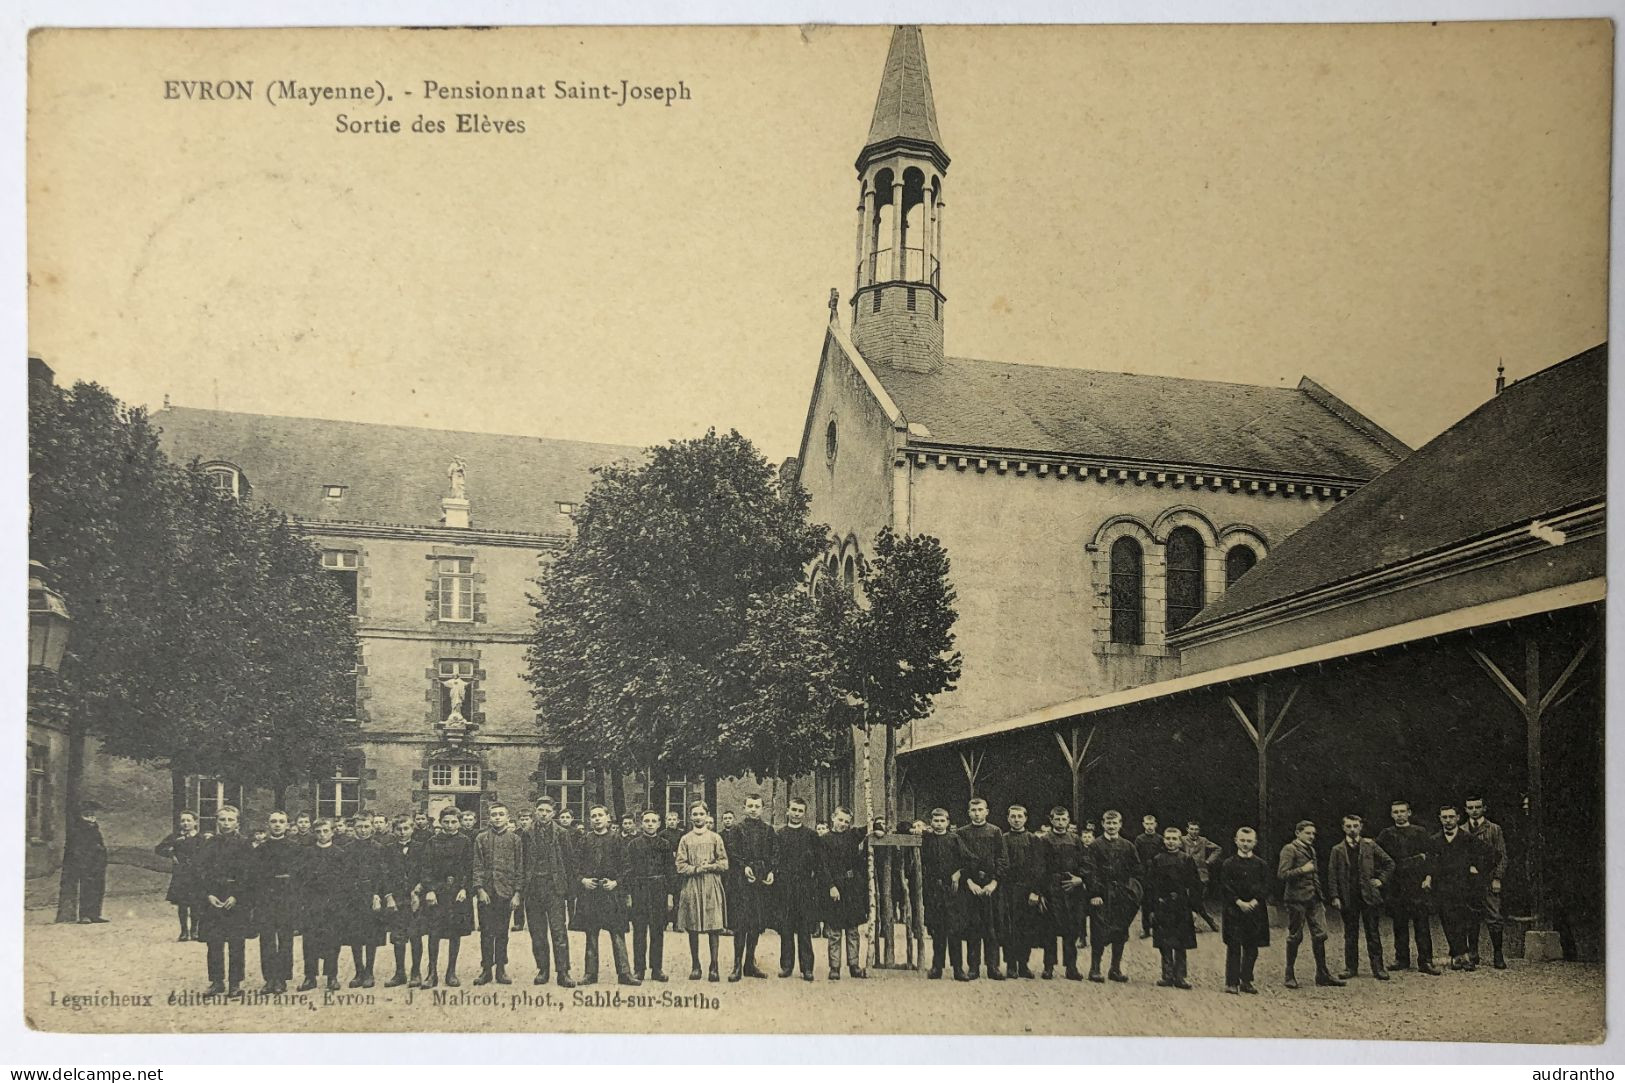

{"left": 1225, "top": 545, "right": 1258, "bottom": 588}
{"left": 1109, "top": 537, "right": 1144, "bottom": 645}
{"left": 1165, "top": 527, "right": 1206, "bottom": 633}
{"left": 842, "top": 553, "right": 857, "bottom": 595}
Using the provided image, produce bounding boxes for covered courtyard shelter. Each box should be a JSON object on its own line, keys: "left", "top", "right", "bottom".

{"left": 899, "top": 344, "right": 1605, "bottom": 959}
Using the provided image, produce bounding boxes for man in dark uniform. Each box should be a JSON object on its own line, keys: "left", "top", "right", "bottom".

{"left": 954, "top": 797, "right": 1007, "bottom": 980}
{"left": 626, "top": 809, "right": 675, "bottom": 982}
{"left": 1087, "top": 810, "right": 1143, "bottom": 983}
{"left": 298, "top": 818, "right": 349, "bottom": 991}
{"left": 524, "top": 795, "right": 576, "bottom": 988}
{"left": 660, "top": 809, "right": 686, "bottom": 930}
{"left": 1376, "top": 799, "right": 1440, "bottom": 975}
{"left": 726, "top": 794, "right": 777, "bottom": 982}
{"left": 1464, "top": 796, "right": 1509, "bottom": 969}
{"left": 1326, "top": 813, "right": 1395, "bottom": 981}
{"left": 252, "top": 810, "right": 299, "bottom": 994}
{"left": 1000, "top": 804, "right": 1045, "bottom": 980}
{"left": 197, "top": 805, "right": 255, "bottom": 996}
{"left": 1425, "top": 804, "right": 1486, "bottom": 971}
{"left": 774, "top": 797, "right": 820, "bottom": 981}
{"left": 418, "top": 806, "right": 475, "bottom": 988}
{"left": 1132, "top": 814, "right": 1162, "bottom": 939}
{"left": 1146, "top": 825, "right": 1201, "bottom": 989}
{"left": 818, "top": 807, "right": 869, "bottom": 980}
{"left": 1042, "top": 806, "right": 1090, "bottom": 981}
{"left": 54, "top": 800, "right": 108, "bottom": 925}
{"left": 383, "top": 815, "right": 424, "bottom": 988}
{"left": 1277, "top": 819, "right": 1343, "bottom": 989}
{"left": 574, "top": 804, "right": 639, "bottom": 986}
{"left": 920, "top": 807, "right": 963, "bottom": 980}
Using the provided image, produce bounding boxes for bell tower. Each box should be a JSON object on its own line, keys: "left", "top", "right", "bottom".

{"left": 850, "top": 25, "right": 949, "bottom": 375}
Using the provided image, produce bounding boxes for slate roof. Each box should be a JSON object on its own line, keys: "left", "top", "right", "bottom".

{"left": 154, "top": 406, "right": 642, "bottom": 536}
{"left": 873, "top": 356, "right": 1407, "bottom": 480}
{"left": 863, "top": 25, "right": 944, "bottom": 153}
{"left": 1181, "top": 343, "right": 1608, "bottom": 631}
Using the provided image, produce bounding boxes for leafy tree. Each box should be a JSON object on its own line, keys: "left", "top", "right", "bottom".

{"left": 28, "top": 377, "right": 360, "bottom": 831}
{"left": 526, "top": 430, "right": 833, "bottom": 787}
{"left": 820, "top": 527, "right": 961, "bottom": 949}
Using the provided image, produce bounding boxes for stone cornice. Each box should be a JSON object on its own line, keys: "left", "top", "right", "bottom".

{"left": 1168, "top": 500, "right": 1607, "bottom": 648}
{"left": 895, "top": 442, "right": 1366, "bottom": 501}
{"left": 299, "top": 519, "right": 568, "bottom": 550}
{"left": 357, "top": 626, "right": 531, "bottom": 644}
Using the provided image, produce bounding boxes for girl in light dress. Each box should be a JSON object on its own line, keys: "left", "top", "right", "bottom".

{"left": 674, "top": 801, "right": 729, "bottom": 981}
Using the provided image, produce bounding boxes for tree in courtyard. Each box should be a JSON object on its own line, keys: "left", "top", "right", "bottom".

{"left": 525, "top": 429, "right": 834, "bottom": 791}
{"left": 28, "top": 377, "right": 361, "bottom": 836}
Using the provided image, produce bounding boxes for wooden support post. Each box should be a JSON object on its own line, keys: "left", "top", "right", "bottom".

{"left": 1468, "top": 629, "right": 1593, "bottom": 928}
{"left": 911, "top": 846, "right": 927, "bottom": 974}
{"left": 1227, "top": 683, "right": 1301, "bottom": 852}
{"left": 959, "top": 748, "right": 985, "bottom": 802}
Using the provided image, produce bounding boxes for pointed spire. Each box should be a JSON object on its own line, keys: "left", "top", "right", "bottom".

{"left": 858, "top": 26, "right": 949, "bottom": 173}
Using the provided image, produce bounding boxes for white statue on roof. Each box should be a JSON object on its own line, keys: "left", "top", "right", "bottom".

{"left": 447, "top": 457, "right": 467, "bottom": 500}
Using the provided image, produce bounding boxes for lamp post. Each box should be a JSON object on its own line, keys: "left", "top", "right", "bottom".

{"left": 28, "top": 560, "right": 71, "bottom": 673}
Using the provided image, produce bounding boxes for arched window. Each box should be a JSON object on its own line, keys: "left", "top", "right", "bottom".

{"left": 1225, "top": 545, "right": 1258, "bottom": 588}
{"left": 203, "top": 463, "right": 246, "bottom": 500}
{"left": 842, "top": 553, "right": 857, "bottom": 595}
{"left": 1165, "top": 527, "right": 1206, "bottom": 633}
{"left": 1109, "top": 537, "right": 1144, "bottom": 645}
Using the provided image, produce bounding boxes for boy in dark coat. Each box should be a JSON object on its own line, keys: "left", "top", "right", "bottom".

{"left": 1086, "top": 810, "right": 1143, "bottom": 983}
{"left": 954, "top": 797, "right": 1008, "bottom": 981}
{"left": 252, "top": 811, "right": 299, "bottom": 993}
{"left": 417, "top": 806, "right": 475, "bottom": 988}
{"left": 1326, "top": 813, "right": 1395, "bottom": 981}
{"left": 156, "top": 810, "right": 206, "bottom": 940}
{"left": 524, "top": 795, "right": 577, "bottom": 988}
{"left": 817, "top": 807, "right": 869, "bottom": 980}
{"left": 345, "top": 815, "right": 393, "bottom": 988}
{"left": 627, "top": 809, "right": 675, "bottom": 982}
{"left": 383, "top": 815, "right": 424, "bottom": 987}
{"left": 726, "top": 794, "right": 777, "bottom": 982}
{"left": 472, "top": 802, "right": 526, "bottom": 986}
{"left": 920, "top": 807, "right": 963, "bottom": 980}
{"left": 774, "top": 797, "right": 820, "bottom": 981}
{"left": 1218, "top": 826, "right": 1271, "bottom": 994}
{"left": 196, "top": 805, "right": 254, "bottom": 996}
{"left": 1146, "top": 825, "right": 1201, "bottom": 989}
{"left": 1042, "top": 806, "right": 1091, "bottom": 980}
{"left": 1425, "top": 804, "right": 1487, "bottom": 970}
{"left": 1000, "top": 805, "right": 1046, "bottom": 980}
{"left": 1376, "top": 799, "right": 1440, "bottom": 975}
{"left": 55, "top": 800, "right": 108, "bottom": 925}
{"left": 297, "top": 818, "right": 349, "bottom": 991}
{"left": 574, "top": 805, "right": 639, "bottom": 986}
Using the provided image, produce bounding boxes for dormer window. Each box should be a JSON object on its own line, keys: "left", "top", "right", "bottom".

{"left": 557, "top": 502, "right": 576, "bottom": 516}
{"left": 202, "top": 463, "right": 246, "bottom": 501}
{"left": 323, "top": 484, "right": 347, "bottom": 501}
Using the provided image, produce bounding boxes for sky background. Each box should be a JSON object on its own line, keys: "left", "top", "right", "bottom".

{"left": 28, "top": 22, "right": 1611, "bottom": 462}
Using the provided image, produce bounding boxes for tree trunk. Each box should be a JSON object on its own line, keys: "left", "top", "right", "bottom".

{"left": 272, "top": 783, "right": 288, "bottom": 814}
{"left": 171, "top": 769, "right": 188, "bottom": 831}
{"left": 862, "top": 718, "right": 877, "bottom": 968}
{"left": 55, "top": 717, "right": 88, "bottom": 922}
{"left": 611, "top": 770, "right": 626, "bottom": 819}
{"left": 704, "top": 775, "right": 718, "bottom": 816}
{"left": 884, "top": 723, "right": 898, "bottom": 828}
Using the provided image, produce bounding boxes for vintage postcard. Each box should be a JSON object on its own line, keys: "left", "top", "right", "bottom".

{"left": 24, "top": 22, "right": 1608, "bottom": 1041}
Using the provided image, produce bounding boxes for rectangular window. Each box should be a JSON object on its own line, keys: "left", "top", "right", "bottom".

{"left": 544, "top": 762, "right": 588, "bottom": 824}
{"left": 663, "top": 777, "right": 690, "bottom": 821}
{"left": 428, "top": 761, "right": 481, "bottom": 793}
{"left": 191, "top": 776, "right": 244, "bottom": 835}
{"left": 27, "top": 742, "right": 49, "bottom": 842}
{"left": 438, "top": 658, "right": 475, "bottom": 721}
{"left": 317, "top": 774, "right": 360, "bottom": 821}
{"left": 557, "top": 502, "right": 575, "bottom": 516}
{"left": 323, "top": 484, "right": 347, "bottom": 500}
{"left": 906, "top": 287, "right": 916, "bottom": 311}
{"left": 322, "top": 550, "right": 359, "bottom": 615}
{"left": 436, "top": 557, "right": 474, "bottom": 622}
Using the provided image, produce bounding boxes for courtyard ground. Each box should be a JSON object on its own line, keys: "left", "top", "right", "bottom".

{"left": 23, "top": 882, "right": 1605, "bottom": 1042}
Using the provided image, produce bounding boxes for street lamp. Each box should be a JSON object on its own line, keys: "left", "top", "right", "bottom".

{"left": 28, "top": 560, "right": 71, "bottom": 672}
